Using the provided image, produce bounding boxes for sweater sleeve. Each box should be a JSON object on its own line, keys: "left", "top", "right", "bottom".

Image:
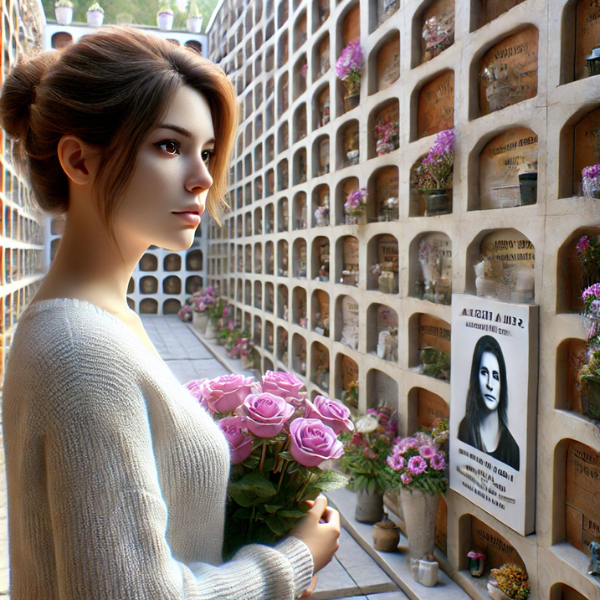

{"left": 33, "top": 316, "right": 313, "bottom": 600}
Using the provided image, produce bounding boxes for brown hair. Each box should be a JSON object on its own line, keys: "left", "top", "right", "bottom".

{"left": 0, "top": 26, "right": 237, "bottom": 228}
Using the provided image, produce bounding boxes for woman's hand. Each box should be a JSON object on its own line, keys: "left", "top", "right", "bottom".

{"left": 291, "top": 495, "right": 341, "bottom": 573}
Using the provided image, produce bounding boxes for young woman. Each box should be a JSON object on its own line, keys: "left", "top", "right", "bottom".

{"left": 457, "top": 335, "right": 520, "bottom": 471}
{"left": 0, "top": 27, "right": 339, "bottom": 599}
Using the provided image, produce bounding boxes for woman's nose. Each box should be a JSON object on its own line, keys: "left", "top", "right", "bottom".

{"left": 185, "top": 157, "right": 213, "bottom": 194}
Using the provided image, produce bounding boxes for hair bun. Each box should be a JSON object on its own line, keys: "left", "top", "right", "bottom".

{"left": 0, "top": 51, "right": 59, "bottom": 142}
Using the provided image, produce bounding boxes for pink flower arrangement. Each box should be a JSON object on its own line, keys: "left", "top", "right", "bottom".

{"left": 191, "top": 286, "right": 216, "bottom": 313}
{"left": 413, "top": 128, "right": 455, "bottom": 191}
{"left": 344, "top": 187, "right": 368, "bottom": 215}
{"left": 335, "top": 38, "right": 363, "bottom": 87}
{"left": 582, "top": 164, "right": 600, "bottom": 180}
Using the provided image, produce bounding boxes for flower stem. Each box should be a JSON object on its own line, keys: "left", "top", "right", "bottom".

{"left": 258, "top": 441, "right": 267, "bottom": 474}
{"left": 277, "top": 460, "right": 290, "bottom": 494}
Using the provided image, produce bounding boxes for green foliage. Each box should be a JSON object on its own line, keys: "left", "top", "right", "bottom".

{"left": 420, "top": 346, "right": 450, "bottom": 381}
{"left": 489, "top": 564, "right": 530, "bottom": 600}
{"left": 87, "top": 2, "right": 104, "bottom": 12}
{"left": 55, "top": 0, "right": 73, "bottom": 7}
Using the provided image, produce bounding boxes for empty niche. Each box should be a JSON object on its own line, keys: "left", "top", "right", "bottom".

{"left": 255, "top": 114, "right": 263, "bottom": 138}
{"left": 277, "top": 284, "right": 289, "bottom": 319}
{"left": 370, "top": 101, "right": 400, "bottom": 159}
{"left": 266, "top": 282, "right": 275, "bottom": 312}
{"left": 139, "top": 299, "right": 158, "bottom": 314}
{"left": 550, "top": 584, "right": 589, "bottom": 600}
{"left": 337, "top": 353, "right": 359, "bottom": 408}
{"left": 312, "top": 237, "right": 330, "bottom": 281}
{"left": 254, "top": 177, "right": 263, "bottom": 202}
{"left": 139, "top": 276, "right": 158, "bottom": 294}
{"left": 278, "top": 0, "right": 288, "bottom": 27}
{"left": 245, "top": 122, "right": 253, "bottom": 147}
{"left": 293, "top": 287, "right": 308, "bottom": 327}
{"left": 264, "top": 320, "right": 274, "bottom": 352}
{"left": 266, "top": 241, "right": 274, "bottom": 274}
{"left": 415, "top": 0, "right": 455, "bottom": 66}
{"left": 293, "top": 239, "right": 308, "bottom": 278}
{"left": 236, "top": 187, "right": 243, "bottom": 209}
{"left": 266, "top": 135, "right": 275, "bottom": 164}
{"left": 236, "top": 215, "right": 243, "bottom": 239}
{"left": 278, "top": 122, "right": 289, "bottom": 153}
{"left": 244, "top": 313, "right": 252, "bottom": 335}
{"left": 266, "top": 169, "right": 275, "bottom": 197}
{"left": 368, "top": 234, "right": 400, "bottom": 294}
{"left": 164, "top": 253, "right": 181, "bottom": 272}
{"left": 236, "top": 279, "right": 243, "bottom": 303}
{"left": 313, "top": 34, "right": 330, "bottom": 82}
{"left": 255, "top": 146, "right": 264, "bottom": 173}
{"left": 555, "top": 338, "right": 589, "bottom": 416}
{"left": 266, "top": 45, "right": 274, "bottom": 72}
{"left": 411, "top": 232, "right": 452, "bottom": 305}
{"left": 368, "top": 166, "right": 399, "bottom": 222}
{"left": 236, "top": 246, "right": 243, "bottom": 273}
{"left": 163, "top": 276, "right": 181, "bottom": 295}
{"left": 294, "top": 104, "right": 308, "bottom": 143}
{"left": 278, "top": 31, "right": 289, "bottom": 68}
{"left": 140, "top": 253, "right": 158, "bottom": 271}
{"left": 293, "top": 9, "right": 307, "bottom": 50}
{"left": 253, "top": 316, "right": 263, "bottom": 347}
{"left": 373, "top": 32, "right": 400, "bottom": 94}
{"left": 313, "top": 135, "right": 330, "bottom": 178}
{"left": 293, "top": 149, "right": 308, "bottom": 185}
{"left": 254, "top": 208, "right": 262, "bottom": 234}
{"left": 278, "top": 197, "right": 289, "bottom": 232}
{"left": 127, "top": 278, "right": 135, "bottom": 294}
{"left": 244, "top": 243, "right": 252, "bottom": 273}
{"left": 477, "top": 27, "right": 539, "bottom": 118}
{"left": 254, "top": 243, "right": 262, "bottom": 274}
{"left": 313, "top": 184, "right": 331, "bottom": 226}
{"left": 313, "top": 84, "right": 331, "bottom": 130}
{"left": 466, "top": 229, "right": 535, "bottom": 303}
{"left": 245, "top": 213, "right": 252, "bottom": 237}
{"left": 416, "top": 70, "right": 454, "bottom": 140}
{"left": 561, "top": 0, "right": 600, "bottom": 84}
{"left": 293, "top": 192, "right": 308, "bottom": 229}
{"left": 337, "top": 235, "right": 360, "bottom": 287}
{"left": 312, "top": 290, "right": 330, "bottom": 336}
{"left": 337, "top": 120, "right": 360, "bottom": 170}
{"left": 163, "top": 299, "right": 181, "bottom": 314}
{"left": 476, "top": 0, "right": 526, "bottom": 29}
{"left": 266, "top": 75, "right": 275, "bottom": 100}
{"left": 265, "top": 204, "right": 274, "bottom": 233}
{"left": 278, "top": 72, "right": 289, "bottom": 115}
{"left": 367, "top": 304, "right": 399, "bottom": 361}
{"left": 476, "top": 128, "right": 538, "bottom": 210}
{"left": 294, "top": 55, "right": 308, "bottom": 100}
{"left": 255, "top": 83, "right": 264, "bottom": 111}
{"left": 409, "top": 313, "right": 451, "bottom": 381}
{"left": 186, "top": 275, "right": 203, "bottom": 295}
{"left": 277, "top": 326, "right": 289, "bottom": 364}
{"left": 245, "top": 280, "right": 252, "bottom": 305}
{"left": 278, "top": 159, "right": 289, "bottom": 191}
{"left": 313, "top": 0, "right": 330, "bottom": 31}
{"left": 336, "top": 294, "right": 360, "bottom": 350}
{"left": 292, "top": 333, "right": 307, "bottom": 376}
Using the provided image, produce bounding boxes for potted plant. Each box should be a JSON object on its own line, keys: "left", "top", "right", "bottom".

{"left": 335, "top": 38, "right": 363, "bottom": 111}
{"left": 344, "top": 188, "right": 368, "bottom": 225}
{"left": 86, "top": 2, "right": 104, "bottom": 26}
{"left": 576, "top": 235, "right": 600, "bottom": 291}
{"left": 55, "top": 0, "right": 73, "bottom": 25}
{"left": 186, "top": 1, "right": 203, "bottom": 33}
{"left": 412, "top": 128, "right": 454, "bottom": 216}
{"left": 157, "top": 0, "right": 174, "bottom": 31}
{"left": 487, "top": 563, "right": 530, "bottom": 600}
{"left": 582, "top": 164, "right": 600, "bottom": 199}
{"left": 374, "top": 118, "right": 399, "bottom": 156}
{"left": 190, "top": 286, "right": 216, "bottom": 333}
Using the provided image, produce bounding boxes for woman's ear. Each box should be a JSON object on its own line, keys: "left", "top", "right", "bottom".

{"left": 57, "top": 135, "right": 98, "bottom": 185}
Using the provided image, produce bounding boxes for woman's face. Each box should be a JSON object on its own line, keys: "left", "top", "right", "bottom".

{"left": 478, "top": 350, "right": 500, "bottom": 411}
{"left": 113, "top": 85, "right": 215, "bottom": 253}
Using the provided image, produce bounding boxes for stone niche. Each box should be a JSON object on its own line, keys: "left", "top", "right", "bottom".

{"left": 572, "top": 0, "right": 600, "bottom": 81}
{"left": 313, "top": 135, "right": 330, "bottom": 178}
{"left": 366, "top": 303, "right": 399, "bottom": 361}
{"left": 376, "top": 0, "right": 399, "bottom": 27}
{"left": 293, "top": 192, "right": 307, "bottom": 230}
{"left": 278, "top": 197, "right": 289, "bottom": 232}
{"left": 139, "top": 298, "right": 158, "bottom": 314}
{"left": 292, "top": 286, "right": 307, "bottom": 327}
{"left": 561, "top": 228, "right": 600, "bottom": 313}
{"left": 254, "top": 208, "right": 262, "bottom": 235}
{"left": 573, "top": 107, "right": 600, "bottom": 196}
{"left": 293, "top": 333, "right": 307, "bottom": 376}
{"left": 278, "top": 159, "right": 289, "bottom": 191}
{"left": 314, "top": 33, "right": 330, "bottom": 81}
{"left": 265, "top": 241, "right": 274, "bottom": 276}
{"left": 164, "top": 253, "right": 181, "bottom": 271}
{"left": 375, "top": 32, "right": 400, "bottom": 93}
{"left": 266, "top": 135, "right": 274, "bottom": 164}
{"left": 163, "top": 299, "right": 181, "bottom": 314}
{"left": 339, "top": 235, "right": 359, "bottom": 287}
{"left": 410, "top": 313, "right": 451, "bottom": 381}
{"left": 294, "top": 103, "right": 307, "bottom": 142}
{"left": 411, "top": 232, "right": 452, "bottom": 305}
{"left": 313, "top": 0, "right": 330, "bottom": 30}
{"left": 266, "top": 282, "right": 275, "bottom": 313}
{"left": 185, "top": 275, "right": 203, "bottom": 294}
{"left": 312, "top": 236, "right": 330, "bottom": 281}
{"left": 277, "top": 284, "right": 288, "bottom": 319}
{"left": 337, "top": 353, "right": 359, "bottom": 408}
{"left": 312, "top": 184, "right": 330, "bottom": 227}
{"left": 478, "top": 0, "right": 525, "bottom": 27}
{"left": 140, "top": 276, "right": 158, "bottom": 294}
{"left": 338, "top": 120, "right": 360, "bottom": 169}
{"left": 265, "top": 203, "right": 274, "bottom": 234}
{"left": 293, "top": 55, "right": 307, "bottom": 100}
{"left": 277, "top": 239, "right": 289, "bottom": 276}
{"left": 293, "top": 239, "right": 307, "bottom": 278}
{"left": 266, "top": 169, "right": 275, "bottom": 197}
{"left": 417, "top": 70, "right": 454, "bottom": 140}
{"left": 336, "top": 177, "right": 359, "bottom": 225}
{"left": 278, "top": 29, "right": 288, "bottom": 67}
{"left": 336, "top": 294, "right": 359, "bottom": 350}
{"left": 244, "top": 244, "right": 251, "bottom": 273}
{"left": 314, "top": 85, "right": 330, "bottom": 130}
{"left": 277, "top": 326, "right": 288, "bottom": 365}
{"left": 294, "top": 149, "right": 307, "bottom": 186}
{"left": 366, "top": 370, "right": 398, "bottom": 414}
{"left": 245, "top": 213, "right": 252, "bottom": 236}
{"left": 236, "top": 277, "right": 243, "bottom": 301}
{"left": 368, "top": 234, "right": 400, "bottom": 294}
{"left": 140, "top": 253, "right": 158, "bottom": 271}
{"left": 368, "top": 166, "right": 399, "bottom": 222}
{"left": 293, "top": 9, "right": 307, "bottom": 51}
{"left": 555, "top": 338, "right": 588, "bottom": 417}
{"left": 312, "top": 289, "right": 330, "bottom": 336}
{"left": 478, "top": 27, "right": 539, "bottom": 117}
{"left": 254, "top": 316, "right": 263, "bottom": 347}
{"left": 312, "top": 341, "right": 330, "bottom": 390}
{"left": 370, "top": 100, "right": 399, "bottom": 158}
{"left": 254, "top": 281, "right": 262, "bottom": 309}
{"left": 245, "top": 280, "right": 251, "bottom": 305}
{"left": 163, "top": 276, "right": 181, "bottom": 295}
{"left": 418, "top": 0, "right": 455, "bottom": 65}
{"left": 278, "top": 71, "right": 289, "bottom": 115}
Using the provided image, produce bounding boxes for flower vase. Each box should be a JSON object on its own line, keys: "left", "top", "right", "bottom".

{"left": 421, "top": 189, "right": 452, "bottom": 216}
{"left": 399, "top": 488, "right": 440, "bottom": 562}
{"left": 186, "top": 16, "right": 203, "bottom": 32}
{"left": 86, "top": 10, "right": 104, "bottom": 26}
{"left": 193, "top": 312, "right": 209, "bottom": 333}
{"left": 157, "top": 12, "right": 174, "bottom": 30}
{"left": 343, "top": 81, "right": 360, "bottom": 111}
{"left": 55, "top": 5, "right": 73, "bottom": 25}
{"left": 205, "top": 320, "right": 216, "bottom": 340}
{"left": 345, "top": 214, "right": 359, "bottom": 225}
{"left": 487, "top": 583, "right": 513, "bottom": 600}
{"left": 355, "top": 489, "right": 384, "bottom": 523}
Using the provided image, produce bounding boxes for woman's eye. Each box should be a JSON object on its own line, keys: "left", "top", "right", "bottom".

{"left": 202, "top": 149, "right": 215, "bottom": 166}
{"left": 155, "top": 140, "right": 180, "bottom": 155}
{"left": 493, "top": 372, "right": 499, "bottom": 381}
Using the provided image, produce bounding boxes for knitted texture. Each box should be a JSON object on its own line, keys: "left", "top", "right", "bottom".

{"left": 2, "top": 298, "right": 313, "bottom": 599}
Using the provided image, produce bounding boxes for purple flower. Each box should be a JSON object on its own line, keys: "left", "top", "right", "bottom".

{"left": 335, "top": 38, "right": 363, "bottom": 82}
{"left": 408, "top": 455, "right": 427, "bottom": 475}
{"left": 386, "top": 453, "right": 406, "bottom": 471}
{"left": 200, "top": 374, "right": 255, "bottom": 414}
{"left": 577, "top": 236, "right": 590, "bottom": 255}
{"left": 262, "top": 370, "right": 305, "bottom": 402}
{"left": 184, "top": 379, "right": 210, "bottom": 410}
{"left": 430, "top": 453, "right": 446, "bottom": 471}
{"left": 236, "top": 392, "right": 295, "bottom": 438}
{"left": 583, "top": 164, "right": 600, "bottom": 179}
{"left": 400, "top": 472, "right": 413, "bottom": 485}
{"left": 304, "top": 396, "right": 354, "bottom": 435}
{"left": 289, "top": 418, "right": 344, "bottom": 467}
{"left": 582, "top": 283, "right": 600, "bottom": 302}
{"left": 218, "top": 416, "right": 253, "bottom": 464}
{"left": 397, "top": 437, "right": 418, "bottom": 454}
{"left": 419, "top": 445, "right": 436, "bottom": 459}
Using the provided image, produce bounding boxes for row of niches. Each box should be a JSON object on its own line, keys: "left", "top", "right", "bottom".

{"left": 223, "top": 228, "right": 534, "bottom": 304}
{"left": 3, "top": 202, "right": 43, "bottom": 244}
{"left": 126, "top": 297, "right": 185, "bottom": 315}
{"left": 1, "top": 281, "right": 39, "bottom": 337}
{"left": 137, "top": 250, "right": 203, "bottom": 273}
{"left": 3, "top": 248, "right": 43, "bottom": 286}
{"left": 127, "top": 275, "right": 204, "bottom": 296}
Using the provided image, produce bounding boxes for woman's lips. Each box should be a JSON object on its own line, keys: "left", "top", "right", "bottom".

{"left": 173, "top": 211, "right": 201, "bottom": 226}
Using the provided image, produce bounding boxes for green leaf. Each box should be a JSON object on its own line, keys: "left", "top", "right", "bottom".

{"left": 277, "top": 509, "right": 306, "bottom": 519}
{"left": 265, "top": 514, "right": 289, "bottom": 536}
{"left": 236, "top": 471, "right": 278, "bottom": 499}
{"left": 279, "top": 451, "right": 294, "bottom": 461}
{"left": 318, "top": 470, "right": 350, "bottom": 491}
{"left": 300, "top": 486, "right": 321, "bottom": 502}
{"left": 233, "top": 506, "right": 253, "bottom": 519}
{"left": 307, "top": 466, "right": 324, "bottom": 475}
{"left": 264, "top": 503, "right": 284, "bottom": 514}
{"left": 367, "top": 478, "right": 377, "bottom": 495}
{"left": 228, "top": 486, "right": 254, "bottom": 507}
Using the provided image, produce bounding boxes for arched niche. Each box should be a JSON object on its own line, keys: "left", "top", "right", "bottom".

{"left": 277, "top": 0, "right": 289, "bottom": 27}
{"left": 410, "top": 231, "right": 452, "bottom": 305}
{"left": 244, "top": 280, "right": 252, "bottom": 305}
{"left": 186, "top": 249, "right": 203, "bottom": 271}
{"left": 367, "top": 234, "right": 399, "bottom": 294}
{"left": 266, "top": 135, "right": 275, "bottom": 165}
{"left": 474, "top": 0, "right": 525, "bottom": 29}
{"left": 277, "top": 71, "right": 289, "bottom": 115}
{"left": 372, "top": 31, "right": 400, "bottom": 94}
{"left": 244, "top": 243, "right": 252, "bottom": 273}
{"left": 127, "top": 278, "right": 135, "bottom": 294}
{"left": 185, "top": 275, "right": 203, "bottom": 294}
{"left": 476, "top": 127, "right": 538, "bottom": 210}
{"left": 372, "top": 0, "right": 399, "bottom": 30}
{"left": 51, "top": 31, "right": 73, "bottom": 50}
{"left": 550, "top": 583, "right": 590, "bottom": 600}
{"left": 335, "top": 177, "right": 359, "bottom": 225}
{"left": 313, "top": 0, "right": 330, "bottom": 31}
{"left": 369, "top": 100, "right": 399, "bottom": 159}
{"left": 337, "top": 119, "right": 360, "bottom": 170}
{"left": 407, "top": 387, "right": 449, "bottom": 434}
{"left": 293, "top": 54, "right": 307, "bottom": 100}
{"left": 312, "top": 184, "right": 331, "bottom": 227}
{"left": 254, "top": 207, "right": 262, "bottom": 235}
{"left": 266, "top": 170, "right": 275, "bottom": 198}
{"left": 277, "top": 29, "right": 288, "bottom": 67}
{"left": 415, "top": 70, "right": 454, "bottom": 140}
{"left": 477, "top": 27, "right": 539, "bottom": 118}
{"left": 366, "top": 303, "right": 399, "bottom": 361}
{"left": 139, "top": 276, "right": 158, "bottom": 295}
{"left": 265, "top": 282, "right": 275, "bottom": 313}
{"left": 254, "top": 243, "right": 262, "bottom": 274}
{"left": 254, "top": 176, "right": 263, "bottom": 202}
{"left": 162, "top": 276, "right": 181, "bottom": 295}
{"left": 245, "top": 212, "right": 252, "bottom": 236}
{"left": 335, "top": 294, "right": 359, "bottom": 350}
{"left": 265, "top": 241, "right": 274, "bottom": 274}
{"left": 555, "top": 338, "right": 588, "bottom": 416}
{"left": 139, "top": 298, "right": 158, "bottom": 314}
{"left": 311, "top": 236, "right": 330, "bottom": 281}
{"left": 50, "top": 216, "right": 65, "bottom": 236}
{"left": 408, "top": 312, "right": 451, "bottom": 381}
{"left": 313, "top": 83, "right": 330, "bottom": 130}
{"left": 264, "top": 320, "right": 274, "bottom": 352}
{"left": 292, "top": 287, "right": 308, "bottom": 329}
{"left": 293, "top": 148, "right": 307, "bottom": 185}
{"left": 312, "top": 33, "right": 330, "bottom": 83}
{"left": 566, "top": 106, "right": 600, "bottom": 197}
{"left": 292, "top": 239, "right": 307, "bottom": 279}
{"left": 413, "top": 0, "right": 454, "bottom": 66}
{"left": 312, "top": 135, "right": 330, "bottom": 178}
{"left": 337, "top": 235, "right": 360, "bottom": 287}
{"left": 236, "top": 277, "right": 243, "bottom": 302}
{"left": 140, "top": 253, "right": 158, "bottom": 272}
{"left": 311, "top": 290, "right": 330, "bottom": 337}
{"left": 367, "top": 166, "right": 399, "bottom": 222}
{"left": 336, "top": 353, "right": 359, "bottom": 408}
{"left": 255, "top": 112, "right": 263, "bottom": 139}
{"left": 164, "top": 253, "right": 181, "bottom": 272}
{"left": 561, "top": 0, "right": 600, "bottom": 84}
{"left": 277, "top": 284, "right": 289, "bottom": 319}
{"left": 278, "top": 159, "right": 289, "bottom": 191}
{"left": 277, "top": 325, "right": 289, "bottom": 364}
{"left": 278, "top": 197, "right": 289, "bottom": 232}
{"left": 293, "top": 103, "right": 307, "bottom": 143}
{"left": 163, "top": 299, "right": 181, "bottom": 314}
{"left": 292, "top": 333, "right": 307, "bottom": 376}
{"left": 466, "top": 229, "right": 535, "bottom": 303}
{"left": 254, "top": 281, "right": 262, "bottom": 309}
{"left": 245, "top": 121, "right": 253, "bottom": 148}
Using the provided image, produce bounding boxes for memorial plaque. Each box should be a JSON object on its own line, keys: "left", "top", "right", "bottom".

{"left": 316, "top": 289, "right": 330, "bottom": 326}
{"left": 341, "top": 295, "right": 359, "bottom": 350}
{"left": 318, "top": 36, "right": 330, "bottom": 78}
{"left": 480, "top": 0, "right": 525, "bottom": 26}
{"left": 417, "top": 71, "right": 454, "bottom": 139}
{"left": 378, "top": 234, "right": 400, "bottom": 272}
{"left": 342, "top": 3, "right": 360, "bottom": 46}
{"left": 576, "top": 0, "right": 600, "bottom": 80}
{"left": 479, "top": 27, "right": 538, "bottom": 116}
{"left": 574, "top": 107, "right": 600, "bottom": 195}
{"left": 376, "top": 34, "right": 400, "bottom": 92}
{"left": 566, "top": 440, "right": 600, "bottom": 555}
{"left": 471, "top": 516, "right": 526, "bottom": 569}
{"left": 419, "top": 314, "right": 451, "bottom": 354}
{"left": 479, "top": 128, "right": 538, "bottom": 210}
{"left": 416, "top": 388, "right": 449, "bottom": 429}
{"left": 421, "top": 0, "right": 455, "bottom": 63}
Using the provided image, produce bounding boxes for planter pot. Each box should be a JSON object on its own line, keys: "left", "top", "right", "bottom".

{"left": 487, "top": 582, "right": 513, "bottom": 600}
{"left": 399, "top": 488, "right": 440, "bottom": 561}
{"left": 86, "top": 10, "right": 104, "bottom": 26}
{"left": 355, "top": 489, "right": 384, "bottom": 523}
{"left": 186, "top": 15, "right": 203, "bottom": 32}
{"left": 55, "top": 5, "right": 73, "bottom": 25}
{"left": 421, "top": 189, "right": 452, "bottom": 216}
{"left": 582, "top": 175, "right": 600, "bottom": 199}
{"left": 518, "top": 172, "right": 537, "bottom": 205}
{"left": 373, "top": 521, "right": 400, "bottom": 552}
{"left": 345, "top": 214, "right": 359, "bottom": 225}
{"left": 204, "top": 320, "right": 216, "bottom": 340}
{"left": 344, "top": 91, "right": 360, "bottom": 112}
{"left": 157, "top": 12, "right": 174, "bottom": 30}
{"left": 193, "top": 312, "right": 209, "bottom": 333}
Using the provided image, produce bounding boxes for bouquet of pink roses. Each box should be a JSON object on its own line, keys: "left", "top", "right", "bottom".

{"left": 185, "top": 370, "right": 352, "bottom": 557}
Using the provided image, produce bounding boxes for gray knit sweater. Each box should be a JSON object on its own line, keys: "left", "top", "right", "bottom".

{"left": 2, "top": 298, "right": 314, "bottom": 599}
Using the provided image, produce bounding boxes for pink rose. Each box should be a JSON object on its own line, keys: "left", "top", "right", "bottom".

{"left": 218, "top": 416, "right": 254, "bottom": 464}
{"left": 262, "top": 371, "right": 305, "bottom": 402}
{"left": 289, "top": 418, "right": 344, "bottom": 467}
{"left": 304, "top": 396, "right": 354, "bottom": 435}
{"left": 236, "top": 392, "right": 295, "bottom": 438}
{"left": 184, "top": 379, "right": 210, "bottom": 410}
{"left": 192, "top": 374, "right": 254, "bottom": 414}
